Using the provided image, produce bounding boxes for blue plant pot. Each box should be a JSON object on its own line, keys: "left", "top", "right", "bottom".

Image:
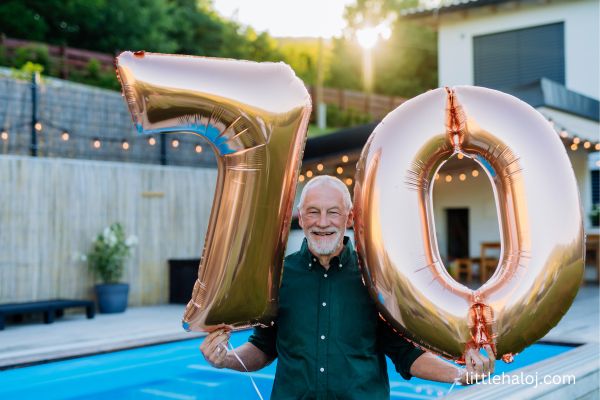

{"left": 95, "top": 283, "right": 129, "bottom": 313}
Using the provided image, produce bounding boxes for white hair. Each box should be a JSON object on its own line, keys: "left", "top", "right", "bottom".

{"left": 297, "top": 175, "right": 352, "bottom": 211}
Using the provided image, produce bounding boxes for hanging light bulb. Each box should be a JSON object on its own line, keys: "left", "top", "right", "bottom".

{"left": 472, "top": 169, "right": 479, "bottom": 177}
{"left": 92, "top": 138, "right": 101, "bottom": 149}
{"left": 61, "top": 131, "right": 69, "bottom": 141}
{"left": 345, "top": 178, "right": 353, "bottom": 186}
{"left": 122, "top": 140, "right": 130, "bottom": 150}
{"left": 459, "top": 173, "right": 466, "bottom": 181}
{"left": 306, "top": 170, "right": 313, "bottom": 178}
{"left": 1, "top": 130, "right": 8, "bottom": 141}
{"left": 457, "top": 153, "right": 464, "bottom": 160}
{"left": 445, "top": 175, "right": 452, "bottom": 182}
{"left": 570, "top": 143, "right": 578, "bottom": 151}
{"left": 583, "top": 141, "right": 591, "bottom": 149}
{"left": 148, "top": 137, "right": 156, "bottom": 146}
{"left": 560, "top": 130, "right": 568, "bottom": 138}
{"left": 195, "top": 144, "right": 203, "bottom": 153}
{"left": 171, "top": 139, "right": 180, "bottom": 148}
{"left": 341, "top": 155, "right": 349, "bottom": 163}
{"left": 299, "top": 174, "right": 305, "bottom": 182}
{"left": 595, "top": 143, "right": 600, "bottom": 151}
{"left": 573, "top": 137, "right": 580, "bottom": 145}
{"left": 34, "top": 122, "right": 43, "bottom": 132}
{"left": 336, "top": 166, "right": 343, "bottom": 175}
{"left": 317, "top": 163, "right": 324, "bottom": 171}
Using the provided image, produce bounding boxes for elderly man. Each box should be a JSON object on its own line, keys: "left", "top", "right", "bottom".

{"left": 200, "top": 175, "right": 494, "bottom": 399}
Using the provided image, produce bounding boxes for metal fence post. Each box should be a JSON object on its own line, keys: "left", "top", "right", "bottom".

{"left": 30, "top": 71, "right": 40, "bottom": 157}
{"left": 160, "top": 133, "right": 167, "bottom": 165}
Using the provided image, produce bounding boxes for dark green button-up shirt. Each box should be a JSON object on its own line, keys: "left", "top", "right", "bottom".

{"left": 249, "top": 237, "right": 424, "bottom": 399}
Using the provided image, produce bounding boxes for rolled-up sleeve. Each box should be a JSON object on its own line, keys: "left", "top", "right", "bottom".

{"left": 378, "top": 319, "right": 425, "bottom": 380}
{"left": 248, "top": 324, "right": 278, "bottom": 359}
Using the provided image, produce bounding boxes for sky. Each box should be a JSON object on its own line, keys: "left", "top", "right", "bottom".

{"left": 212, "top": 0, "right": 356, "bottom": 38}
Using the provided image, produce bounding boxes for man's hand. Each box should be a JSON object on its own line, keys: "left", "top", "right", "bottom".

{"left": 199, "top": 328, "right": 231, "bottom": 369}
{"left": 459, "top": 344, "right": 496, "bottom": 384}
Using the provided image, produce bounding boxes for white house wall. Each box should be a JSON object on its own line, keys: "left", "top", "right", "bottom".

{"left": 430, "top": 148, "right": 588, "bottom": 259}
{"left": 438, "top": 0, "right": 599, "bottom": 99}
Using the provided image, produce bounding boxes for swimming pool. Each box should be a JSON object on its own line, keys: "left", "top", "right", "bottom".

{"left": 0, "top": 331, "right": 574, "bottom": 400}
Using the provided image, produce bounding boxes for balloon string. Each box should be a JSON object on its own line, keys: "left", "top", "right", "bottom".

{"left": 226, "top": 342, "right": 265, "bottom": 400}
{"left": 446, "top": 379, "right": 458, "bottom": 396}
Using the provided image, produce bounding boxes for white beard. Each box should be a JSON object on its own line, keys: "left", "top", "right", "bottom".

{"left": 307, "top": 229, "right": 343, "bottom": 256}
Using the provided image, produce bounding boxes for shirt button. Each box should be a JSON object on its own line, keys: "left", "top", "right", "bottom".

{"left": 322, "top": 302, "right": 327, "bottom": 307}
{"left": 320, "top": 367, "right": 325, "bottom": 373}
{"left": 323, "top": 273, "right": 328, "bottom": 278}
{"left": 321, "top": 335, "right": 326, "bottom": 340}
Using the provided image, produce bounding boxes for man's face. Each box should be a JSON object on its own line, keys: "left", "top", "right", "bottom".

{"left": 298, "top": 183, "right": 353, "bottom": 256}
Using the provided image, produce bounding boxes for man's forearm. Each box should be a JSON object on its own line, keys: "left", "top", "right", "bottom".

{"left": 222, "top": 342, "right": 274, "bottom": 372}
{"left": 409, "top": 352, "right": 462, "bottom": 383}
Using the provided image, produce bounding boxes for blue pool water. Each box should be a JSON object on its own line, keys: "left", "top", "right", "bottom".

{"left": 0, "top": 331, "right": 573, "bottom": 400}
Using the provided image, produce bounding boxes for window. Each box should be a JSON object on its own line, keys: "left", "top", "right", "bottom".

{"left": 474, "top": 23, "right": 565, "bottom": 90}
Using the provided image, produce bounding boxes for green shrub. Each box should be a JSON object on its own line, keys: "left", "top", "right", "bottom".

{"left": 13, "top": 43, "right": 51, "bottom": 71}
{"left": 326, "top": 104, "right": 372, "bottom": 128}
{"left": 10, "top": 61, "right": 44, "bottom": 81}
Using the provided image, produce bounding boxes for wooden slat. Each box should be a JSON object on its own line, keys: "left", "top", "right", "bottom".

{"left": 0, "top": 156, "right": 217, "bottom": 306}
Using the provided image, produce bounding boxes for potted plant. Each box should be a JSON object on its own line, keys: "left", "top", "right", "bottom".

{"left": 87, "top": 223, "right": 137, "bottom": 313}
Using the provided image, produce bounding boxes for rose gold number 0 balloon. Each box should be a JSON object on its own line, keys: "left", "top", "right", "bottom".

{"left": 354, "top": 86, "right": 584, "bottom": 362}
{"left": 116, "top": 52, "right": 311, "bottom": 331}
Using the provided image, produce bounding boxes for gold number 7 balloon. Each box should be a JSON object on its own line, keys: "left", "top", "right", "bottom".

{"left": 116, "top": 51, "right": 312, "bottom": 332}
{"left": 353, "top": 86, "right": 584, "bottom": 363}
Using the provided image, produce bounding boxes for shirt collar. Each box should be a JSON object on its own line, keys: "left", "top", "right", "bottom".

{"left": 301, "top": 236, "right": 353, "bottom": 270}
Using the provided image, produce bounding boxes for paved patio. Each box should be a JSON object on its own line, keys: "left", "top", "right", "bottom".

{"left": 0, "top": 286, "right": 597, "bottom": 370}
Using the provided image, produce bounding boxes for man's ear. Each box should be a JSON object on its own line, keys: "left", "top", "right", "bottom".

{"left": 298, "top": 210, "right": 304, "bottom": 229}
{"left": 346, "top": 208, "right": 354, "bottom": 228}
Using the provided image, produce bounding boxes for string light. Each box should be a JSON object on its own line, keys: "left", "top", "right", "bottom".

{"left": 1, "top": 130, "right": 8, "bottom": 141}
{"left": 299, "top": 174, "right": 305, "bottom": 182}
{"left": 171, "top": 139, "right": 179, "bottom": 148}
{"left": 459, "top": 173, "right": 466, "bottom": 181}
{"left": 472, "top": 169, "right": 479, "bottom": 177}
{"left": 435, "top": 173, "right": 440, "bottom": 180}
{"left": 445, "top": 175, "right": 452, "bottom": 182}
{"left": 148, "top": 137, "right": 156, "bottom": 146}
{"left": 195, "top": 145, "right": 203, "bottom": 153}
{"left": 584, "top": 141, "right": 591, "bottom": 149}
{"left": 317, "top": 163, "right": 324, "bottom": 171}
{"left": 345, "top": 178, "right": 353, "bottom": 186}
{"left": 336, "top": 166, "right": 343, "bottom": 175}
{"left": 341, "top": 155, "right": 349, "bottom": 163}
{"left": 306, "top": 170, "right": 313, "bottom": 178}
{"left": 595, "top": 143, "right": 600, "bottom": 151}
{"left": 573, "top": 137, "right": 580, "bottom": 145}
{"left": 457, "top": 153, "right": 464, "bottom": 160}
{"left": 570, "top": 143, "right": 578, "bottom": 151}
{"left": 121, "top": 140, "right": 130, "bottom": 150}
{"left": 61, "top": 131, "right": 69, "bottom": 141}
{"left": 92, "top": 138, "right": 101, "bottom": 149}
{"left": 34, "top": 122, "right": 42, "bottom": 131}
{"left": 560, "top": 130, "right": 568, "bottom": 138}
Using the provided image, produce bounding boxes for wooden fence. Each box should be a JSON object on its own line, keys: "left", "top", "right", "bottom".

{"left": 1, "top": 35, "right": 115, "bottom": 78}
{"left": 0, "top": 156, "right": 217, "bottom": 305}
{"left": 1, "top": 36, "right": 407, "bottom": 119}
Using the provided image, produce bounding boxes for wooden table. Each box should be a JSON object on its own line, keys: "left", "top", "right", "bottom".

{"left": 585, "top": 233, "right": 599, "bottom": 283}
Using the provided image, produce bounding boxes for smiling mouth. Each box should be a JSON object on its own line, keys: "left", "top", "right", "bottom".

{"left": 311, "top": 231, "right": 336, "bottom": 237}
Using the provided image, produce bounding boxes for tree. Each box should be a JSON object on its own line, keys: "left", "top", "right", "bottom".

{"left": 327, "top": 0, "right": 437, "bottom": 97}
